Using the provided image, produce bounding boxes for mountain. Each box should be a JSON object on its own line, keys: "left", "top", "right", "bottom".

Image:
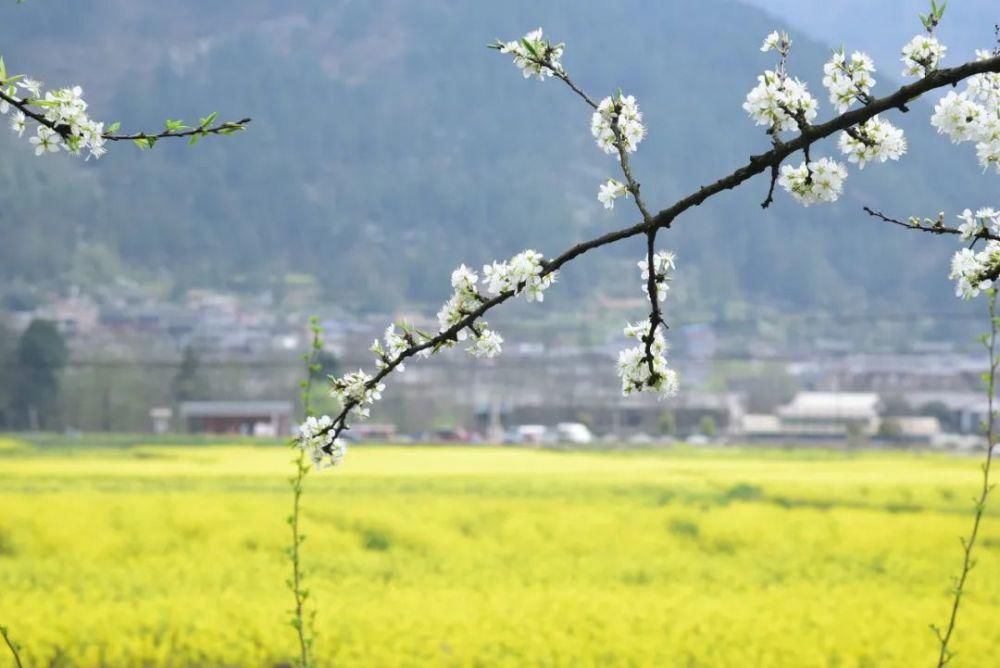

{"left": 0, "top": 0, "right": 994, "bottom": 319}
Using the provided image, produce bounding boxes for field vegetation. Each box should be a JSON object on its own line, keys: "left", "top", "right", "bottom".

{"left": 1, "top": 439, "right": 998, "bottom": 666}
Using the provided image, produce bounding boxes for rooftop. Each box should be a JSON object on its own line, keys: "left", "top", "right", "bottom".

{"left": 178, "top": 401, "right": 293, "bottom": 418}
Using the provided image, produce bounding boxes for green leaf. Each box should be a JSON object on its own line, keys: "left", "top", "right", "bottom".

{"left": 164, "top": 119, "right": 190, "bottom": 133}
{"left": 199, "top": 111, "right": 218, "bottom": 128}
{"left": 106, "top": 121, "right": 121, "bottom": 134}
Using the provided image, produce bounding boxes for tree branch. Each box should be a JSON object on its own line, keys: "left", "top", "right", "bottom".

{"left": 864, "top": 207, "right": 1000, "bottom": 242}
{"left": 0, "top": 87, "right": 250, "bottom": 143}
{"left": 318, "top": 52, "right": 1000, "bottom": 446}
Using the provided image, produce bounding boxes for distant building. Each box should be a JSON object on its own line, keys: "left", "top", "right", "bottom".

{"left": 775, "top": 391, "right": 881, "bottom": 437}
{"left": 899, "top": 391, "right": 993, "bottom": 434}
{"left": 740, "top": 392, "right": 882, "bottom": 441}
{"left": 178, "top": 401, "right": 293, "bottom": 436}
{"left": 34, "top": 294, "right": 99, "bottom": 336}
{"left": 889, "top": 416, "right": 942, "bottom": 443}
{"left": 819, "top": 354, "right": 983, "bottom": 393}
{"left": 504, "top": 391, "right": 742, "bottom": 438}
{"left": 149, "top": 407, "right": 173, "bottom": 434}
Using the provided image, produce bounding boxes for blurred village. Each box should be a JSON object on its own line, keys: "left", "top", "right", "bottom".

{"left": 0, "top": 282, "right": 991, "bottom": 450}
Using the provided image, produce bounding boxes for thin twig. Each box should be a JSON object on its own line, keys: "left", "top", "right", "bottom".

{"left": 289, "top": 318, "right": 323, "bottom": 667}
{"left": 553, "top": 70, "right": 599, "bottom": 110}
{"left": 103, "top": 120, "right": 251, "bottom": 142}
{"left": 0, "top": 625, "right": 24, "bottom": 668}
{"left": 0, "top": 87, "right": 250, "bottom": 142}
{"left": 933, "top": 291, "right": 998, "bottom": 667}
{"left": 864, "top": 207, "right": 1000, "bottom": 242}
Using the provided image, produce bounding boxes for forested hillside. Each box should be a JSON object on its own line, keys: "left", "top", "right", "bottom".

{"left": 0, "top": 0, "right": 996, "bottom": 315}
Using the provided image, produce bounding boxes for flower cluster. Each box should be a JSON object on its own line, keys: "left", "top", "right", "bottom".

{"left": 744, "top": 31, "right": 821, "bottom": 133}
{"left": 929, "top": 50, "right": 1000, "bottom": 173}
{"left": 760, "top": 31, "right": 791, "bottom": 55}
{"left": 615, "top": 252, "right": 680, "bottom": 398}
{"left": 931, "top": 91, "right": 986, "bottom": 144}
{"left": 967, "top": 50, "right": 1000, "bottom": 108}
{"left": 743, "top": 69, "right": 818, "bottom": 133}
{"left": 638, "top": 250, "right": 675, "bottom": 302}
{"left": 437, "top": 251, "right": 555, "bottom": 360}
{"left": 956, "top": 207, "right": 1000, "bottom": 240}
{"left": 591, "top": 94, "right": 646, "bottom": 155}
{"left": 949, "top": 205, "right": 1000, "bottom": 298}
{"left": 296, "top": 415, "right": 347, "bottom": 469}
{"left": 330, "top": 369, "right": 385, "bottom": 420}
{"left": 467, "top": 326, "right": 504, "bottom": 358}
{"left": 497, "top": 28, "right": 564, "bottom": 81}
{"left": 617, "top": 321, "right": 680, "bottom": 398}
{"left": 949, "top": 243, "right": 1000, "bottom": 299}
{"left": 822, "top": 49, "right": 876, "bottom": 113}
{"left": 838, "top": 116, "right": 906, "bottom": 169}
{"left": 371, "top": 324, "right": 410, "bottom": 371}
{"left": 597, "top": 178, "right": 628, "bottom": 209}
{"left": 0, "top": 71, "right": 107, "bottom": 159}
{"left": 437, "top": 264, "right": 483, "bottom": 337}
{"left": 481, "top": 249, "right": 555, "bottom": 302}
{"left": 901, "top": 34, "right": 946, "bottom": 78}
{"left": 777, "top": 157, "right": 848, "bottom": 206}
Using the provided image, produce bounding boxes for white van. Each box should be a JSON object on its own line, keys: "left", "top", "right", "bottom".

{"left": 556, "top": 422, "right": 594, "bottom": 444}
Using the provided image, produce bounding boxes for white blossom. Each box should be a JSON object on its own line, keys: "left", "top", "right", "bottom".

{"left": 743, "top": 70, "right": 818, "bottom": 133}
{"left": 956, "top": 207, "right": 1000, "bottom": 240}
{"left": 778, "top": 157, "right": 847, "bottom": 206}
{"left": 838, "top": 116, "right": 906, "bottom": 168}
{"left": 17, "top": 77, "right": 42, "bottom": 98}
{"left": 371, "top": 324, "right": 409, "bottom": 372}
{"left": 29, "top": 125, "right": 61, "bottom": 155}
{"left": 597, "top": 178, "right": 628, "bottom": 209}
{"left": 929, "top": 60, "right": 1000, "bottom": 173}
{"left": 949, "top": 243, "right": 1000, "bottom": 299}
{"left": 498, "top": 28, "right": 564, "bottom": 81}
{"left": 930, "top": 91, "right": 986, "bottom": 144}
{"left": 591, "top": 94, "right": 646, "bottom": 155}
{"left": 468, "top": 327, "right": 504, "bottom": 358}
{"left": 760, "top": 31, "right": 789, "bottom": 54}
{"left": 6, "top": 77, "right": 108, "bottom": 159}
{"left": 9, "top": 110, "right": 25, "bottom": 137}
{"left": 822, "top": 49, "right": 876, "bottom": 113}
{"left": 296, "top": 415, "right": 347, "bottom": 468}
{"left": 451, "top": 264, "right": 478, "bottom": 292}
{"left": 481, "top": 249, "right": 556, "bottom": 302}
{"left": 901, "top": 34, "right": 946, "bottom": 77}
{"left": 637, "top": 250, "right": 675, "bottom": 302}
{"left": 977, "top": 131, "right": 1000, "bottom": 173}
{"left": 616, "top": 321, "right": 679, "bottom": 398}
{"left": 330, "top": 369, "right": 385, "bottom": 420}
{"left": 437, "top": 264, "right": 483, "bottom": 340}
{"left": 967, "top": 50, "right": 1000, "bottom": 108}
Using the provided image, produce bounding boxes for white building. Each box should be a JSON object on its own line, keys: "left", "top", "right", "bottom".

{"left": 776, "top": 392, "right": 881, "bottom": 437}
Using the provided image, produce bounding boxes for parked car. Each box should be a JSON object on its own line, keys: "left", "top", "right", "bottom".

{"left": 515, "top": 424, "right": 549, "bottom": 444}
{"left": 556, "top": 422, "right": 594, "bottom": 444}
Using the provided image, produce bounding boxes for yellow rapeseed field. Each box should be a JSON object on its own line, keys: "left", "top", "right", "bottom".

{"left": 1, "top": 441, "right": 999, "bottom": 666}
